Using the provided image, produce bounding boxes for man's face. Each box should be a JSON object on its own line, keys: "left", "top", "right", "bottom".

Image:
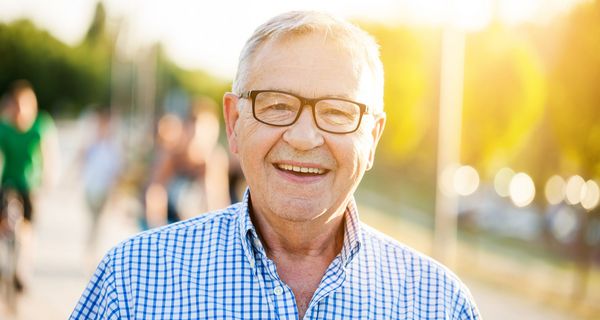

{"left": 224, "top": 33, "right": 385, "bottom": 224}
{"left": 13, "top": 88, "right": 38, "bottom": 129}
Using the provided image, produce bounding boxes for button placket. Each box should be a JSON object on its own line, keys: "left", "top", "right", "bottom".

{"left": 271, "top": 283, "right": 299, "bottom": 320}
{"left": 309, "top": 258, "right": 347, "bottom": 307}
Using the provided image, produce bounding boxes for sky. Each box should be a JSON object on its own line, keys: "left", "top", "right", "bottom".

{"left": 0, "top": 0, "right": 586, "bottom": 78}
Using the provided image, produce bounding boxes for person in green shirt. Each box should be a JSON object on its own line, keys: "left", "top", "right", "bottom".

{"left": 0, "top": 80, "right": 59, "bottom": 291}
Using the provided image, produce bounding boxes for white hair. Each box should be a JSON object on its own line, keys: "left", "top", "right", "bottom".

{"left": 232, "top": 11, "right": 384, "bottom": 113}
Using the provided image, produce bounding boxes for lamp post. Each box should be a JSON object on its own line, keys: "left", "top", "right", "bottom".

{"left": 433, "top": 21, "right": 465, "bottom": 269}
{"left": 433, "top": 0, "right": 495, "bottom": 268}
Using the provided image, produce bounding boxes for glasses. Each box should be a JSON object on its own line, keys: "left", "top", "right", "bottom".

{"left": 239, "top": 90, "right": 370, "bottom": 134}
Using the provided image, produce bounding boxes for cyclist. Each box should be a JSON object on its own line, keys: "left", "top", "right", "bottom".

{"left": 0, "top": 80, "right": 60, "bottom": 291}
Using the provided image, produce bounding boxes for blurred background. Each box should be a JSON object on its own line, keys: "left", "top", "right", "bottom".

{"left": 0, "top": 0, "right": 599, "bottom": 319}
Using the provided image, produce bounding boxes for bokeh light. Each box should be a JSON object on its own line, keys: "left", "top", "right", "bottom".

{"left": 544, "top": 175, "right": 565, "bottom": 205}
{"left": 453, "top": 165, "right": 480, "bottom": 196}
{"left": 494, "top": 167, "right": 515, "bottom": 197}
{"left": 580, "top": 180, "right": 600, "bottom": 210}
{"left": 565, "top": 175, "right": 585, "bottom": 205}
{"left": 509, "top": 172, "right": 535, "bottom": 207}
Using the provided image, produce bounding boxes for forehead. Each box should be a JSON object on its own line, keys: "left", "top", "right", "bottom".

{"left": 247, "top": 32, "right": 373, "bottom": 101}
{"left": 15, "top": 88, "right": 35, "bottom": 100}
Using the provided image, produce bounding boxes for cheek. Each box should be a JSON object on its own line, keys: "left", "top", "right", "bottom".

{"left": 236, "top": 116, "right": 281, "bottom": 169}
{"left": 330, "top": 136, "right": 371, "bottom": 175}
{"left": 236, "top": 111, "right": 259, "bottom": 147}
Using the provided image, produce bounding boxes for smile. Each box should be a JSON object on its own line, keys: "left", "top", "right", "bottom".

{"left": 275, "top": 163, "right": 327, "bottom": 175}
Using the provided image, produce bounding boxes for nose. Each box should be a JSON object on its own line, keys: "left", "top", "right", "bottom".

{"left": 282, "top": 105, "right": 324, "bottom": 151}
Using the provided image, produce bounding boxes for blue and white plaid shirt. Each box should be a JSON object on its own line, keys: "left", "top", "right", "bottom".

{"left": 71, "top": 190, "right": 480, "bottom": 319}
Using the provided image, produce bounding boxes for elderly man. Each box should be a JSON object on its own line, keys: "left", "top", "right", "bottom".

{"left": 71, "top": 11, "right": 479, "bottom": 319}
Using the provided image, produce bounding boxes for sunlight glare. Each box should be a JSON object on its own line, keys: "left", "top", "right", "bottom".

{"left": 447, "top": 0, "right": 493, "bottom": 31}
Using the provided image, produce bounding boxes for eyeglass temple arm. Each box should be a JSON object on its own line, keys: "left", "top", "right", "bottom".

{"left": 239, "top": 91, "right": 251, "bottom": 99}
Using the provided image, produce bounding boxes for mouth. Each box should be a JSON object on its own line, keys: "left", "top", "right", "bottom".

{"left": 274, "top": 163, "right": 329, "bottom": 176}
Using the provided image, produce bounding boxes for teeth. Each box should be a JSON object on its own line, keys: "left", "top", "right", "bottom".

{"left": 277, "top": 164, "right": 325, "bottom": 174}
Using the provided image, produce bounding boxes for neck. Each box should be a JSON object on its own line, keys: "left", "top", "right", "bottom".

{"left": 250, "top": 204, "right": 346, "bottom": 259}
{"left": 249, "top": 200, "right": 349, "bottom": 319}
{"left": 15, "top": 117, "right": 35, "bottom": 132}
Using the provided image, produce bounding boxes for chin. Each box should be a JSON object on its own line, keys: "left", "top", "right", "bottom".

{"left": 272, "top": 199, "right": 328, "bottom": 222}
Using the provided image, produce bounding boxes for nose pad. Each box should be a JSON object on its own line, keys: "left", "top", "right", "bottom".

{"left": 282, "top": 105, "right": 324, "bottom": 150}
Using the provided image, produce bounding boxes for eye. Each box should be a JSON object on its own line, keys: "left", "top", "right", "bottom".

{"left": 319, "top": 107, "right": 356, "bottom": 121}
{"left": 322, "top": 108, "right": 351, "bottom": 116}
{"left": 268, "top": 103, "right": 295, "bottom": 111}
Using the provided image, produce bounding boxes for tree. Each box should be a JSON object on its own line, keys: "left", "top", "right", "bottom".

{"left": 0, "top": 20, "right": 98, "bottom": 114}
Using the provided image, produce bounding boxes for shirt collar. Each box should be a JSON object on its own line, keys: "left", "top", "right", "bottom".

{"left": 238, "top": 189, "right": 259, "bottom": 266}
{"left": 237, "top": 188, "right": 362, "bottom": 267}
{"left": 340, "top": 197, "right": 362, "bottom": 267}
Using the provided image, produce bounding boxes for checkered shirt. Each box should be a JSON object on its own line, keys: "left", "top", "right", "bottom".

{"left": 70, "top": 190, "right": 480, "bottom": 319}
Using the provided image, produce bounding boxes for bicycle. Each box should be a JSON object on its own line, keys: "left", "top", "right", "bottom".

{"left": 0, "top": 188, "right": 24, "bottom": 314}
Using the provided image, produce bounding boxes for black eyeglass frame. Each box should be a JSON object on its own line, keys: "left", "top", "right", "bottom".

{"left": 239, "top": 89, "right": 371, "bottom": 134}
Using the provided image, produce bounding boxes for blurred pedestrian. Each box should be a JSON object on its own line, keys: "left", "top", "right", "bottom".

{"left": 0, "top": 80, "right": 60, "bottom": 291}
{"left": 144, "top": 97, "right": 230, "bottom": 228}
{"left": 80, "top": 107, "right": 123, "bottom": 253}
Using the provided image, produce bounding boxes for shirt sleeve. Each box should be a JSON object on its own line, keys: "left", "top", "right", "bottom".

{"left": 69, "top": 253, "right": 123, "bottom": 320}
{"left": 37, "top": 110, "right": 57, "bottom": 134}
{"left": 454, "top": 284, "right": 481, "bottom": 320}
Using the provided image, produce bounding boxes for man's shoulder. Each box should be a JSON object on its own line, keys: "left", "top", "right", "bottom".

{"left": 107, "top": 203, "right": 242, "bottom": 260}
{"left": 34, "top": 110, "right": 56, "bottom": 132}
{"left": 358, "top": 223, "right": 479, "bottom": 315}
{"left": 360, "top": 223, "right": 433, "bottom": 261}
{"left": 359, "top": 223, "right": 465, "bottom": 285}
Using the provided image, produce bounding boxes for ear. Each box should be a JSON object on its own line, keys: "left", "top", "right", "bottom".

{"left": 366, "top": 112, "right": 386, "bottom": 171}
{"left": 223, "top": 92, "right": 241, "bottom": 154}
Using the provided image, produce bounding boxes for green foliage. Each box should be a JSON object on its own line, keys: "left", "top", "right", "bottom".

{"left": 0, "top": 19, "right": 100, "bottom": 114}
{"left": 0, "top": 1, "right": 225, "bottom": 118}
{"left": 84, "top": 2, "right": 108, "bottom": 46}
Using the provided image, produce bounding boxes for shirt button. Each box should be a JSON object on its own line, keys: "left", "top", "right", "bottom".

{"left": 273, "top": 286, "right": 283, "bottom": 296}
{"left": 253, "top": 238, "right": 262, "bottom": 248}
{"left": 249, "top": 260, "right": 255, "bottom": 268}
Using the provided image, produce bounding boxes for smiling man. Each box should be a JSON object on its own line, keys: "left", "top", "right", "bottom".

{"left": 71, "top": 11, "right": 480, "bottom": 319}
